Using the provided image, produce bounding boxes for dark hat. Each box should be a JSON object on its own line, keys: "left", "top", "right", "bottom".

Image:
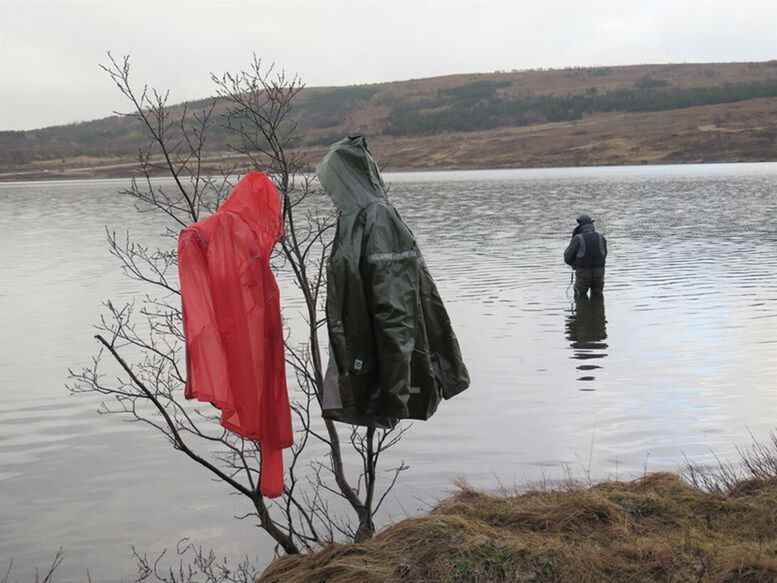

{"left": 576, "top": 214, "right": 594, "bottom": 225}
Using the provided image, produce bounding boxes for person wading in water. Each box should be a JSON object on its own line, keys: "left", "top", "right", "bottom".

{"left": 564, "top": 214, "right": 607, "bottom": 297}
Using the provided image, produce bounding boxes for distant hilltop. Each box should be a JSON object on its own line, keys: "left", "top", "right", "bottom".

{"left": 2, "top": 61, "right": 776, "bottom": 179}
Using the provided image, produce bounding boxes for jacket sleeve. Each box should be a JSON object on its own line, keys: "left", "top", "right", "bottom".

{"left": 602, "top": 235, "right": 608, "bottom": 258}
{"left": 178, "top": 229, "right": 230, "bottom": 404}
{"left": 563, "top": 235, "right": 579, "bottom": 267}
{"left": 361, "top": 205, "right": 419, "bottom": 418}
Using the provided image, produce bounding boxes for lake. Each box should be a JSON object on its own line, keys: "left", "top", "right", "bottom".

{"left": 1, "top": 163, "right": 776, "bottom": 581}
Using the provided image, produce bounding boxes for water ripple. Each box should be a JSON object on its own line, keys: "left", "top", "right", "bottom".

{"left": 1, "top": 165, "right": 777, "bottom": 581}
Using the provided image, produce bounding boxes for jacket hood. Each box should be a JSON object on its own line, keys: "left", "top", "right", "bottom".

{"left": 218, "top": 172, "right": 283, "bottom": 252}
{"left": 317, "top": 136, "right": 386, "bottom": 212}
{"left": 576, "top": 214, "right": 594, "bottom": 225}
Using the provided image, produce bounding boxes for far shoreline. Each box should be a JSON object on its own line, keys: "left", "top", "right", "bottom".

{"left": 2, "top": 158, "right": 776, "bottom": 184}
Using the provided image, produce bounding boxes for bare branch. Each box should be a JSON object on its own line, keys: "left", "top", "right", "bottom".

{"left": 73, "top": 53, "right": 410, "bottom": 562}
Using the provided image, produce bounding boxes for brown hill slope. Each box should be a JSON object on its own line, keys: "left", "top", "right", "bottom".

{"left": 1, "top": 61, "right": 776, "bottom": 179}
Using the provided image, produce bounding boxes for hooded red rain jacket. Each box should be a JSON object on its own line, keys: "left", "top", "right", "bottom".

{"left": 177, "top": 172, "right": 292, "bottom": 498}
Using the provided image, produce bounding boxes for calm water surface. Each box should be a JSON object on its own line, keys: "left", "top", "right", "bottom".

{"left": 1, "top": 163, "right": 776, "bottom": 580}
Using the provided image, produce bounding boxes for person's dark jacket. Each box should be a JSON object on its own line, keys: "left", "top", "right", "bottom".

{"left": 318, "top": 136, "right": 470, "bottom": 427}
{"left": 564, "top": 223, "right": 607, "bottom": 276}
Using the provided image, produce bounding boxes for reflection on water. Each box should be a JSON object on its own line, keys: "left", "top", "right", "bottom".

{"left": 566, "top": 293, "right": 608, "bottom": 385}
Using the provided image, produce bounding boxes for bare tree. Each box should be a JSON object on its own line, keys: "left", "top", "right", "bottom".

{"left": 68, "top": 54, "right": 407, "bottom": 558}
{"left": 132, "top": 541, "right": 262, "bottom": 583}
{"left": 1, "top": 549, "right": 65, "bottom": 583}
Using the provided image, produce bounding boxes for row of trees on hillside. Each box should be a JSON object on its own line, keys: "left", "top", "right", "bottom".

{"left": 384, "top": 79, "right": 777, "bottom": 136}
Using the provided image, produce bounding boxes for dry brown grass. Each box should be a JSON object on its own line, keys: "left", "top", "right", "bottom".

{"left": 260, "top": 471, "right": 777, "bottom": 582}
{"left": 362, "top": 97, "right": 777, "bottom": 171}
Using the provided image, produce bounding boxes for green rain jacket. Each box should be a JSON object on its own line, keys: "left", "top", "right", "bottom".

{"left": 319, "top": 136, "right": 470, "bottom": 427}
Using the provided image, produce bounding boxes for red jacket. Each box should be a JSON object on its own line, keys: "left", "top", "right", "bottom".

{"left": 178, "top": 172, "right": 292, "bottom": 498}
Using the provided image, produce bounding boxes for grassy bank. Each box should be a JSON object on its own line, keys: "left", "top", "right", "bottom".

{"left": 261, "top": 444, "right": 777, "bottom": 582}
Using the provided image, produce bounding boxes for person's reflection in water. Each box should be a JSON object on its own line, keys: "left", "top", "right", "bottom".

{"left": 565, "top": 293, "right": 608, "bottom": 387}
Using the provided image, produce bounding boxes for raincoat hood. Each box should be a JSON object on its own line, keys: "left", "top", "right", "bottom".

{"left": 218, "top": 172, "right": 283, "bottom": 252}
{"left": 317, "top": 135, "right": 386, "bottom": 212}
{"left": 576, "top": 214, "right": 594, "bottom": 225}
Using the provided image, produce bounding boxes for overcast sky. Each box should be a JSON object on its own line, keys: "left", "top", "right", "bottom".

{"left": 1, "top": 0, "right": 775, "bottom": 131}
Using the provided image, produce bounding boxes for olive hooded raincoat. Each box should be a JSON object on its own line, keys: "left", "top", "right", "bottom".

{"left": 318, "top": 136, "right": 469, "bottom": 427}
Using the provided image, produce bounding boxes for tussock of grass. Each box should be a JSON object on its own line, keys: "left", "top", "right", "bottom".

{"left": 260, "top": 472, "right": 777, "bottom": 582}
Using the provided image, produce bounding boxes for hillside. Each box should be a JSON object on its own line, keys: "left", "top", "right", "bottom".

{"left": 2, "top": 61, "right": 776, "bottom": 179}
